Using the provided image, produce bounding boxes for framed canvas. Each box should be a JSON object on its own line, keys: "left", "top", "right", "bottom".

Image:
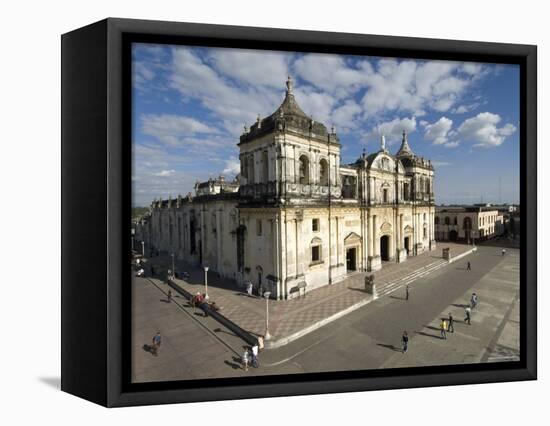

{"left": 61, "top": 18, "right": 537, "bottom": 407}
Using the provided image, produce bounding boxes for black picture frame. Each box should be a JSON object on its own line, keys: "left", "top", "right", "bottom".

{"left": 61, "top": 17, "right": 537, "bottom": 407}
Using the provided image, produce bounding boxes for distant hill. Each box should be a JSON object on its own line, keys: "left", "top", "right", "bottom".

{"left": 132, "top": 207, "right": 150, "bottom": 219}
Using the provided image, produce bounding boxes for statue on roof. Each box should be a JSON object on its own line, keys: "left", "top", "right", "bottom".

{"left": 286, "top": 75, "right": 294, "bottom": 95}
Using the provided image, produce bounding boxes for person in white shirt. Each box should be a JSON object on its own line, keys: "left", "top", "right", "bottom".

{"left": 251, "top": 344, "right": 259, "bottom": 368}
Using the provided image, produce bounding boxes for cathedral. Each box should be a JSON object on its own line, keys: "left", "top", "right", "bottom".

{"left": 134, "top": 77, "right": 436, "bottom": 300}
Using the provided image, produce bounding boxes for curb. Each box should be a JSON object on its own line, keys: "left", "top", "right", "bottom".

{"left": 166, "top": 247, "right": 477, "bottom": 351}
{"left": 448, "top": 247, "right": 477, "bottom": 264}
{"left": 264, "top": 295, "right": 374, "bottom": 349}
{"left": 166, "top": 279, "right": 259, "bottom": 347}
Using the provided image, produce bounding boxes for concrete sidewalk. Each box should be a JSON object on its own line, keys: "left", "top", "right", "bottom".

{"left": 145, "top": 242, "right": 476, "bottom": 349}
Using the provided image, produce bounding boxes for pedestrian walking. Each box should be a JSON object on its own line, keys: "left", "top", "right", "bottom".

{"left": 448, "top": 313, "right": 454, "bottom": 333}
{"left": 471, "top": 292, "right": 478, "bottom": 309}
{"left": 167, "top": 289, "right": 172, "bottom": 303}
{"left": 402, "top": 331, "right": 409, "bottom": 353}
{"left": 466, "top": 261, "right": 471, "bottom": 271}
{"left": 151, "top": 331, "right": 162, "bottom": 356}
{"left": 242, "top": 349, "right": 249, "bottom": 371}
{"left": 405, "top": 284, "right": 410, "bottom": 301}
{"left": 251, "top": 343, "right": 259, "bottom": 368}
{"left": 502, "top": 248, "right": 506, "bottom": 256}
{"left": 464, "top": 306, "right": 472, "bottom": 325}
{"left": 440, "top": 319, "right": 447, "bottom": 339}
{"left": 246, "top": 280, "right": 253, "bottom": 297}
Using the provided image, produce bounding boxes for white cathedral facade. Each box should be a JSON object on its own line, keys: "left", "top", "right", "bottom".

{"left": 135, "top": 77, "right": 436, "bottom": 300}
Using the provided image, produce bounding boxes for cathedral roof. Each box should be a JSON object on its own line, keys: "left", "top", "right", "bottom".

{"left": 270, "top": 75, "right": 310, "bottom": 119}
{"left": 396, "top": 129, "right": 415, "bottom": 157}
{"left": 239, "top": 76, "right": 336, "bottom": 144}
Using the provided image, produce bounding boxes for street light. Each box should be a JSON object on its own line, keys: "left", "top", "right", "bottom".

{"left": 141, "top": 241, "right": 145, "bottom": 256}
{"left": 203, "top": 266, "right": 209, "bottom": 300}
{"left": 263, "top": 291, "right": 272, "bottom": 340}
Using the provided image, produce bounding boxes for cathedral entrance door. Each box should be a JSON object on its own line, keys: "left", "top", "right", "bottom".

{"left": 346, "top": 247, "right": 357, "bottom": 272}
{"left": 404, "top": 236, "right": 410, "bottom": 255}
{"left": 380, "top": 235, "right": 390, "bottom": 261}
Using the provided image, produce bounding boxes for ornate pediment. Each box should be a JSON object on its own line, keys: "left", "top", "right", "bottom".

{"left": 404, "top": 225, "right": 414, "bottom": 234}
{"left": 380, "top": 222, "right": 392, "bottom": 233}
{"left": 344, "top": 232, "right": 361, "bottom": 245}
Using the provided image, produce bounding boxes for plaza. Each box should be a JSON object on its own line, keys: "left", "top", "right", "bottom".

{"left": 132, "top": 243, "right": 519, "bottom": 382}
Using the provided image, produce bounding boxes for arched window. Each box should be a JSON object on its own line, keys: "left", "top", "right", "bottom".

{"left": 426, "top": 178, "right": 430, "bottom": 194}
{"left": 444, "top": 216, "right": 450, "bottom": 225}
{"left": 319, "top": 158, "right": 329, "bottom": 185}
{"left": 299, "top": 155, "right": 310, "bottom": 185}
{"left": 404, "top": 182, "right": 410, "bottom": 201}
{"left": 423, "top": 223, "right": 427, "bottom": 238}
{"left": 435, "top": 216, "right": 440, "bottom": 225}
{"left": 248, "top": 155, "right": 255, "bottom": 184}
{"left": 261, "top": 151, "right": 269, "bottom": 183}
{"left": 241, "top": 157, "right": 247, "bottom": 180}
{"left": 310, "top": 237, "right": 322, "bottom": 264}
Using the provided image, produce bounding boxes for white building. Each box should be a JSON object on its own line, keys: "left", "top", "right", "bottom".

{"left": 135, "top": 77, "right": 436, "bottom": 299}
{"left": 434, "top": 206, "right": 503, "bottom": 243}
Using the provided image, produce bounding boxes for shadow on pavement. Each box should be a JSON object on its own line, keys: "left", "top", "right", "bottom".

{"left": 389, "top": 295, "right": 407, "bottom": 301}
{"left": 224, "top": 359, "right": 242, "bottom": 370}
{"left": 415, "top": 331, "right": 443, "bottom": 340}
{"left": 142, "top": 344, "right": 157, "bottom": 355}
{"left": 214, "top": 327, "right": 239, "bottom": 338}
{"left": 376, "top": 343, "right": 402, "bottom": 352}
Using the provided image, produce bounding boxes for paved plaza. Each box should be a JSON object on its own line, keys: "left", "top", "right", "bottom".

{"left": 132, "top": 244, "right": 520, "bottom": 383}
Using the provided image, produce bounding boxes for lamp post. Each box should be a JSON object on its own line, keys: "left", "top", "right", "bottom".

{"left": 263, "top": 291, "right": 272, "bottom": 340}
{"left": 141, "top": 241, "right": 145, "bottom": 256}
{"left": 131, "top": 236, "right": 134, "bottom": 251}
{"left": 203, "top": 266, "right": 209, "bottom": 300}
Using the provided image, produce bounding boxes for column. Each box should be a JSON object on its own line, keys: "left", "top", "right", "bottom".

{"left": 216, "top": 208, "right": 222, "bottom": 274}
{"left": 373, "top": 214, "right": 379, "bottom": 256}
{"left": 295, "top": 219, "right": 301, "bottom": 277}
{"left": 335, "top": 216, "right": 340, "bottom": 268}
{"left": 400, "top": 214, "right": 404, "bottom": 249}
{"left": 368, "top": 213, "right": 374, "bottom": 257}
{"left": 395, "top": 213, "right": 403, "bottom": 250}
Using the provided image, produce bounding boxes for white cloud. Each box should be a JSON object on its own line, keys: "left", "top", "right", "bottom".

{"left": 222, "top": 157, "right": 241, "bottom": 177}
{"left": 360, "top": 59, "right": 482, "bottom": 117}
{"left": 141, "top": 114, "right": 220, "bottom": 146}
{"left": 294, "top": 86, "right": 336, "bottom": 125}
{"left": 457, "top": 112, "right": 517, "bottom": 147}
{"left": 423, "top": 117, "right": 453, "bottom": 145}
{"left": 207, "top": 48, "right": 290, "bottom": 88}
{"left": 293, "top": 54, "right": 368, "bottom": 99}
{"left": 331, "top": 99, "right": 362, "bottom": 132}
{"left": 170, "top": 47, "right": 284, "bottom": 136}
{"left": 153, "top": 169, "right": 176, "bottom": 177}
{"left": 365, "top": 116, "right": 417, "bottom": 145}
{"left": 452, "top": 102, "right": 480, "bottom": 114}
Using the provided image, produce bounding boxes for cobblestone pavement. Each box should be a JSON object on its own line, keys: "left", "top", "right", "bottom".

{"left": 143, "top": 243, "right": 474, "bottom": 346}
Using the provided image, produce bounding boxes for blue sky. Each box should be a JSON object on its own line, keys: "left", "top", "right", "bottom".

{"left": 132, "top": 43, "right": 519, "bottom": 207}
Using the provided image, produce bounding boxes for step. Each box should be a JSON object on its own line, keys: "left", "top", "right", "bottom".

{"left": 376, "top": 260, "right": 447, "bottom": 298}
